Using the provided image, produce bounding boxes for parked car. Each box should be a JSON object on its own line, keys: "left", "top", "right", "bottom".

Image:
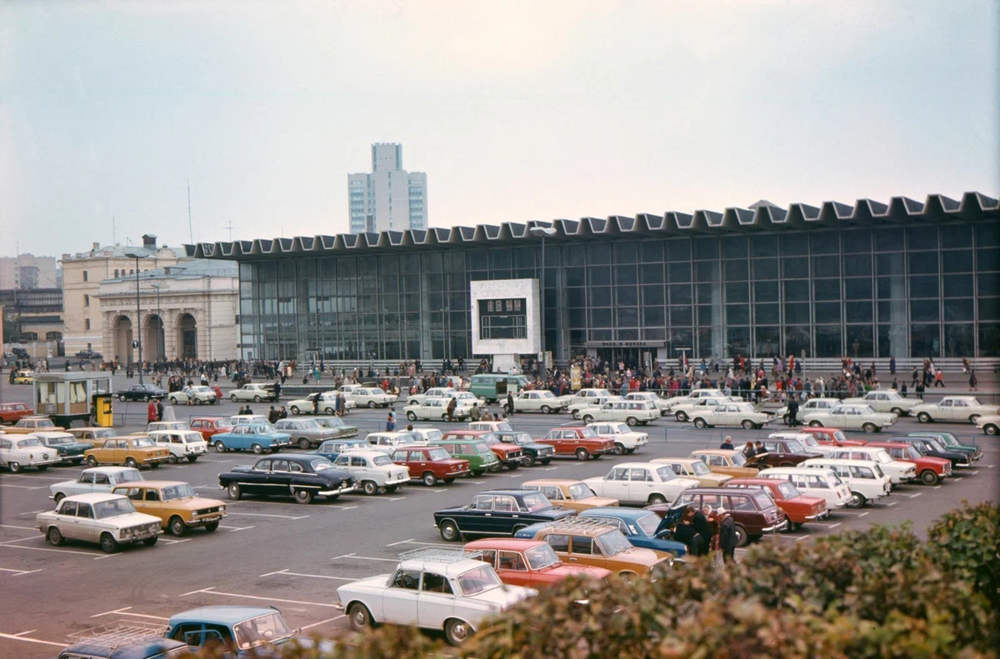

{"left": 660, "top": 389, "right": 726, "bottom": 412}
{"left": 467, "top": 421, "right": 514, "bottom": 433}
{"left": 408, "top": 427, "right": 445, "bottom": 443}
{"left": 310, "top": 415, "right": 359, "bottom": 438}
{"left": 314, "top": 438, "right": 370, "bottom": 461}
{"left": 575, "top": 506, "right": 689, "bottom": 556}
{"left": 650, "top": 458, "right": 733, "bottom": 487}
{"left": 288, "top": 392, "right": 353, "bottom": 415}
{"left": 799, "top": 426, "right": 868, "bottom": 447}
{"left": 347, "top": 386, "right": 396, "bottom": 408}
{"left": 566, "top": 388, "right": 614, "bottom": 418}
{"left": 50, "top": 467, "right": 145, "bottom": 503}
{"left": 167, "top": 386, "right": 218, "bottom": 406}
{"left": 911, "top": 396, "right": 999, "bottom": 424}
{"left": 188, "top": 417, "right": 234, "bottom": 442}
{"left": 756, "top": 467, "right": 853, "bottom": 510}
{"left": 84, "top": 436, "right": 170, "bottom": 469}
{"left": 8, "top": 416, "right": 67, "bottom": 433}
{"left": 580, "top": 398, "right": 659, "bottom": 426}
{"left": 538, "top": 426, "right": 615, "bottom": 461}
{"left": 767, "top": 431, "right": 839, "bottom": 456}
{"left": 209, "top": 424, "right": 292, "bottom": 454}
{"left": 520, "top": 479, "right": 619, "bottom": 511}
{"left": 820, "top": 446, "right": 916, "bottom": 484}
{"left": 584, "top": 462, "right": 699, "bottom": 506}
{"left": 74, "top": 350, "right": 103, "bottom": 360}
{"left": 493, "top": 430, "right": 555, "bottom": 467}
{"left": 406, "top": 386, "right": 458, "bottom": 406}
{"left": 146, "top": 421, "right": 191, "bottom": 432}
{"left": 975, "top": 414, "right": 1000, "bottom": 436}
{"left": 724, "top": 478, "right": 828, "bottom": 530}
{"left": 331, "top": 450, "right": 411, "bottom": 495}
{"left": 146, "top": 430, "right": 208, "bottom": 464}
{"left": 335, "top": 548, "right": 537, "bottom": 646}
{"left": 802, "top": 404, "right": 896, "bottom": 433}
{"left": 11, "top": 370, "right": 35, "bottom": 384}
{"left": 908, "top": 431, "right": 983, "bottom": 463}
{"left": 431, "top": 437, "right": 501, "bottom": 476}
{"left": 670, "top": 396, "right": 739, "bottom": 422}
{"left": 519, "top": 516, "right": 674, "bottom": 578}
{"left": 67, "top": 427, "right": 121, "bottom": 448}
{"left": 468, "top": 374, "right": 530, "bottom": 402}
{"left": 0, "top": 434, "right": 63, "bottom": 472}
{"left": 691, "top": 402, "right": 774, "bottom": 430}
{"left": 842, "top": 390, "right": 921, "bottom": 416}
{"left": 569, "top": 396, "right": 614, "bottom": 421}
{"left": 115, "top": 383, "right": 168, "bottom": 402}
{"left": 800, "top": 458, "right": 891, "bottom": 507}
{"left": 623, "top": 391, "right": 671, "bottom": 416}
{"left": 38, "top": 433, "right": 94, "bottom": 465}
{"left": 887, "top": 435, "right": 974, "bottom": 469}
{"left": 751, "top": 436, "right": 824, "bottom": 467}
{"left": 660, "top": 487, "right": 788, "bottom": 546}
{"left": 165, "top": 606, "right": 320, "bottom": 657}
{"left": 689, "top": 449, "right": 761, "bottom": 478}
{"left": 58, "top": 637, "right": 190, "bottom": 659}
{"left": 37, "top": 493, "right": 161, "bottom": 553}
{"left": 866, "top": 441, "right": 953, "bottom": 485}
{"left": 219, "top": 454, "right": 355, "bottom": 504}
{"left": 390, "top": 444, "right": 470, "bottom": 486}
{"left": 364, "top": 430, "right": 422, "bottom": 454}
{"left": 228, "top": 383, "right": 278, "bottom": 403}
{"left": 434, "top": 489, "right": 576, "bottom": 542}
{"left": 441, "top": 429, "right": 523, "bottom": 471}
{"left": 272, "top": 418, "right": 338, "bottom": 450}
{"left": 463, "top": 538, "right": 611, "bottom": 588}
{"left": 112, "top": 480, "right": 226, "bottom": 536}
{"left": 776, "top": 397, "right": 842, "bottom": 424}
{"left": 505, "top": 390, "right": 573, "bottom": 414}
{"left": 0, "top": 402, "right": 34, "bottom": 424}
{"left": 404, "top": 397, "right": 474, "bottom": 422}
{"left": 586, "top": 421, "right": 649, "bottom": 455}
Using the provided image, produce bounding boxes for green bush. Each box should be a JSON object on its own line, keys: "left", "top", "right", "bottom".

{"left": 188, "top": 503, "right": 998, "bottom": 658}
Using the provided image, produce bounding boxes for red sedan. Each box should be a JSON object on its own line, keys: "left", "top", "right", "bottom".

{"left": 800, "top": 427, "right": 868, "bottom": 447}
{"left": 189, "top": 416, "right": 235, "bottom": 442}
{"left": 0, "top": 402, "right": 34, "bottom": 425}
{"left": 390, "top": 444, "right": 470, "bottom": 486}
{"left": 463, "top": 538, "right": 611, "bottom": 588}
{"left": 866, "top": 441, "right": 953, "bottom": 485}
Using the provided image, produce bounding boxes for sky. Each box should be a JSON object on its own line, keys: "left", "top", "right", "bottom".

{"left": 1, "top": 0, "right": 997, "bottom": 258}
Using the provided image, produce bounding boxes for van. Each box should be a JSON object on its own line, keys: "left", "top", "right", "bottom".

{"left": 756, "top": 467, "right": 853, "bottom": 509}
{"left": 469, "top": 374, "right": 530, "bottom": 402}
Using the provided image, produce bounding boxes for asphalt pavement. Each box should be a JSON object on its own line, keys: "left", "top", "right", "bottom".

{"left": 0, "top": 374, "right": 997, "bottom": 658}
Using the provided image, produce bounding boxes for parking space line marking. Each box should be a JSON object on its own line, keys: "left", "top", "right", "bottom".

{"left": 908, "top": 493, "right": 922, "bottom": 499}
{"left": 226, "top": 512, "right": 309, "bottom": 520}
{"left": 219, "top": 525, "right": 255, "bottom": 531}
{"left": 262, "top": 568, "right": 358, "bottom": 580}
{"left": 0, "top": 567, "right": 41, "bottom": 575}
{"left": 340, "top": 506, "right": 358, "bottom": 510}
{"left": 542, "top": 467, "right": 558, "bottom": 471}
{"left": 394, "top": 540, "right": 454, "bottom": 548}
{"left": 0, "top": 484, "right": 44, "bottom": 490}
{"left": 300, "top": 615, "right": 346, "bottom": 631}
{"left": 826, "top": 523, "right": 841, "bottom": 529}
{"left": 332, "top": 555, "right": 398, "bottom": 563}
{"left": 159, "top": 538, "right": 192, "bottom": 545}
{"left": 858, "top": 512, "right": 869, "bottom": 518}
{"left": 795, "top": 536, "right": 812, "bottom": 542}
{"left": 471, "top": 481, "right": 486, "bottom": 485}
{"left": 193, "top": 485, "right": 220, "bottom": 490}
{"left": 886, "top": 502, "right": 897, "bottom": 507}
{"left": 0, "top": 524, "right": 39, "bottom": 531}
{"left": 20, "top": 510, "right": 48, "bottom": 515}
{"left": 508, "top": 474, "right": 523, "bottom": 479}
{"left": 180, "top": 587, "right": 214, "bottom": 597}
{"left": 968, "top": 470, "right": 979, "bottom": 475}
{"left": 0, "top": 474, "right": 67, "bottom": 481}
{"left": 92, "top": 607, "right": 132, "bottom": 618}
{"left": 953, "top": 477, "right": 963, "bottom": 482}
{"left": 0, "top": 542, "right": 104, "bottom": 557}
{"left": 386, "top": 538, "right": 415, "bottom": 547}
{"left": 13, "top": 630, "right": 36, "bottom": 636}
{"left": 385, "top": 497, "right": 406, "bottom": 502}
{"left": 0, "top": 631, "right": 66, "bottom": 647}
{"left": 1, "top": 536, "right": 41, "bottom": 545}
{"left": 932, "top": 485, "right": 942, "bottom": 489}
{"left": 184, "top": 587, "right": 342, "bottom": 609}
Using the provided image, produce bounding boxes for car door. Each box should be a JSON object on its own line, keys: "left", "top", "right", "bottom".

{"left": 54, "top": 500, "right": 84, "bottom": 541}
{"left": 382, "top": 568, "right": 421, "bottom": 625}
{"left": 491, "top": 495, "right": 520, "bottom": 534}
{"left": 936, "top": 398, "right": 954, "bottom": 421}
{"left": 407, "top": 449, "right": 428, "bottom": 478}
{"left": 950, "top": 399, "right": 968, "bottom": 421}
{"left": 351, "top": 455, "right": 373, "bottom": 484}
{"left": 494, "top": 550, "right": 531, "bottom": 587}
{"left": 625, "top": 467, "right": 655, "bottom": 503}
{"left": 73, "top": 471, "right": 96, "bottom": 495}
{"left": 269, "top": 459, "right": 291, "bottom": 491}
{"left": 571, "top": 535, "right": 603, "bottom": 569}
{"left": 74, "top": 502, "right": 99, "bottom": 543}
{"left": 601, "top": 466, "right": 631, "bottom": 501}
{"left": 242, "top": 459, "right": 271, "bottom": 495}
{"left": 462, "top": 494, "right": 494, "bottom": 534}
{"left": 418, "top": 571, "right": 456, "bottom": 630}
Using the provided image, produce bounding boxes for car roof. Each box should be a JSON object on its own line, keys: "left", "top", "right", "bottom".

{"left": 522, "top": 479, "right": 583, "bottom": 487}
{"left": 111, "top": 480, "right": 185, "bottom": 489}
{"left": 335, "top": 449, "right": 382, "bottom": 459}
{"left": 168, "top": 605, "right": 274, "bottom": 626}
{"left": 63, "top": 493, "right": 127, "bottom": 504}
{"left": 464, "top": 538, "right": 547, "bottom": 552}
{"left": 268, "top": 454, "right": 321, "bottom": 464}
{"left": 726, "top": 478, "right": 779, "bottom": 487}
{"left": 476, "top": 489, "right": 529, "bottom": 497}
{"left": 803, "top": 458, "right": 877, "bottom": 467}
{"left": 611, "top": 462, "right": 666, "bottom": 469}
{"left": 83, "top": 466, "right": 139, "bottom": 474}
{"left": 759, "top": 467, "right": 834, "bottom": 476}
{"left": 690, "top": 449, "right": 740, "bottom": 455}
{"left": 653, "top": 458, "right": 699, "bottom": 465}
{"left": 191, "top": 416, "right": 229, "bottom": 421}
{"left": 580, "top": 507, "right": 652, "bottom": 521}
{"left": 865, "top": 441, "right": 909, "bottom": 448}
{"left": 682, "top": 487, "right": 758, "bottom": 495}
{"left": 398, "top": 557, "right": 490, "bottom": 576}
{"left": 62, "top": 639, "right": 190, "bottom": 659}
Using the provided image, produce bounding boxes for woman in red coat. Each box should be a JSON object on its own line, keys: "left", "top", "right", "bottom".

{"left": 147, "top": 400, "right": 157, "bottom": 423}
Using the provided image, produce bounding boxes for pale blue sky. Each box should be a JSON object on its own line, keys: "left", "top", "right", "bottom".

{"left": 1, "top": 0, "right": 997, "bottom": 257}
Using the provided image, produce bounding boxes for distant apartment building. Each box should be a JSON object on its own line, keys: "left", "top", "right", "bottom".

{"left": 348, "top": 143, "right": 428, "bottom": 233}
{"left": 0, "top": 254, "right": 59, "bottom": 289}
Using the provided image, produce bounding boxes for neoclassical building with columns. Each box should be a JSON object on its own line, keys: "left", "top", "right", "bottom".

{"left": 96, "top": 260, "right": 239, "bottom": 363}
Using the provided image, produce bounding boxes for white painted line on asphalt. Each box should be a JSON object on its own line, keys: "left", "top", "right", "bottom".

{"left": 385, "top": 538, "right": 415, "bottom": 547}
{"left": 0, "top": 474, "right": 67, "bottom": 481}
{"left": 932, "top": 485, "right": 942, "bottom": 489}
{"left": 0, "top": 567, "right": 41, "bottom": 575}
{"left": 92, "top": 607, "right": 132, "bottom": 618}
{"left": 508, "top": 474, "right": 523, "bottom": 479}
{"left": 0, "top": 524, "right": 37, "bottom": 531}
{"left": 300, "top": 615, "right": 346, "bottom": 631}
{"left": 193, "top": 485, "right": 220, "bottom": 490}
{"left": 340, "top": 506, "right": 358, "bottom": 510}
{"left": 969, "top": 471, "right": 979, "bottom": 475}
{"left": 159, "top": 538, "right": 192, "bottom": 545}
{"left": 827, "top": 523, "right": 842, "bottom": 529}
{"left": 0, "top": 542, "right": 104, "bottom": 558}
{"left": 908, "top": 493, "right": 922, "bottom": 499}
{"left": 333, "top": 555, "right": 398, "bottom": 563}
{"left": 471, "top": 481, "right": 486, "bottom": 485}
{"left": 542, "top": 467, "right": 558, "bottom": 471}
{"left": 1, "top": 536, "right": 41, "bottom": 545}
{"left": 185, "top": 586, "right": 342, "bottom": 609}
{"left": 264, "top": 568, "right": 359, "bottom": 580}
{"left": 953, "top": 477, "right": 963, "bottom": 482}
{"left": 91, "top": 607, "right": 169, "bottom": 621}
{"left": 219, "top": 525, "right": 254, "bottom": 531}
{"left": 886, "top": 502, "right": 897, "bottom": 507}
{"left": 226, "top": 511, "right": 309, "bottom": 520}
{"left": 0, "top": 631, "right": 66, "bottom": 648}
{"left": 180, "top": 587, "right": 214, "bottom": 597}
{"left": 858, "top": 512, "right": 870, "bottom": 518}
{"left": 13, "top": 630, "right": 36, "bottom": 636}
{"left": 795, "top": 536, "right": 812, "bottom": 542}
{"left": 20, "top": 510, "right": 48, "bottom": 515}
{"left": 0, "top": 484, "right": 44, "bottom": 490}
{"left": 385, "top": 497, "right": 406, "bottom": 502}
{"left": 394, "top": 540, "right": 454, "bottom": 548}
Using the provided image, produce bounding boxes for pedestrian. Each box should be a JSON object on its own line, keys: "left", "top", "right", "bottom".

{"left": 147, "top": 400, "right": 157, "bottom": 423}
{"left": 915, "top": 380, "right": 925, "bottom": 400}
{"left": 278, "top": 406, "right": 288, "bottom": 419}
{"left": 506, "top": 391, "right": 515, "bottom": 417}
{"left": 969, "top": 368, "right": 978, "bottom": 392}
{"left": 786, "top": 398, "right": 799, "bottom": 427}
{"left": 470, "top": 402, "right": 481, "bottom": 421}
{"left": 156, "top": 400, "right": 164, "bottom": 422}
{"left": 889, "top": 355, "right": 896, "bottom": 375}
{"left": 934, "top": 371, "right": 945, "bottom": 388}
{"left": 447, "top": 396, "right": 457, "bottom": 422}
{"left": 386, "top": 410, "right": 396, "bottom": 432}
{"left": 719, "top": 509, "right": 737, "bottom": 564}
{"left": 754, "top": 441, "right": 765, "bottom": 456}
{"left": 742, "top": 441, "right": 756, "bottom": 459}
{"left": 720, "top": 436, "right": 734, "bottom": 451}
{"left": 268, "top": 406, "right": 279, "bottom": 424}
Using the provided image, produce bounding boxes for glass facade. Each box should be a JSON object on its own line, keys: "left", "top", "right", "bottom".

{"left": 236, "top": 221, "right": 1000, "bottom": 361}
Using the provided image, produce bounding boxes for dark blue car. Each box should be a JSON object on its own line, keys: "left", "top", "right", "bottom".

{"left": 515, "top": 505, "right": 689, "bottom": 557}
{"left": 313, "top": 438, "right": 370, "bottom": 462}
{"left": 434, "top": 489, "right": 576, "bottom": 542}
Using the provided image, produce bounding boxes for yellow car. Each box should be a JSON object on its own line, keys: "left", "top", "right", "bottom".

{"left": 11, "top": 370, "right": 34, "bottom": 384}
{"left": 111, "top": 480, "right": 227, "bottom": 536}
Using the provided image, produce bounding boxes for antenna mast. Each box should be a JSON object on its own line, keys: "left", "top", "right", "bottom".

{"left": 225, "top": 221, "right": 235, "bottom": 242}
{"left": 187, "top": 180, "right": 194, "bottom": 244}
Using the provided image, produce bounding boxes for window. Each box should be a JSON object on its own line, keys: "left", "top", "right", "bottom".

{"left": 421, "top": 572, "right": 453, "bottom": 594}
{"left": 85, "top": 319, "right": 91, "bottom": 330}
{"left": 472, "top": 495, "right": 493, "bottom": 511}
{"left": 493, "top": 496, "right": 517, "bottom": 513}
{"left": 84, "top": 294, "right": 90, "bottom": 307}
{"left": 571, "top": 536, "right": 594, "bottom": 555}
{"left": 391, "top": 569, "right": 421, "bottom": 590}
{"left": 546, "top": 533, "right": 570, "bottom": 552}
{"left": 145, "top": 490, "right": 160, "bottom": 502}
{"left": 83, "top": 271, "right": 88, "bottom": 282}
{"left": 498, "top": 551, "right": 527, "bottom": 570}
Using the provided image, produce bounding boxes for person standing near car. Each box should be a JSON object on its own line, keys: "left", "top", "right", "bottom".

{"left": 147, "top": 400, "right": 157, "bottom": 423}
{"left": 447, "top": 396, "right": 457, "bottom": 422}
{"left": 786, "top": 398, "right": 799, "bottom": 427}
{"left": 156, "top": 399, "right": 164, "bottom": 422}
{"left": 506, "top": 391, "right": 515, "bottom": 417}
{"left": 719, "top": 509, "right": 737, "bottom": 564}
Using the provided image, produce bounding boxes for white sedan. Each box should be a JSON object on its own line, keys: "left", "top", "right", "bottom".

{"left": 662, "top": 389, "right": 726, "bottom": 411}
{"left": 842, "top": 390, "right": 921, "bottom": 416}
{"left": 348, "top": 387, "right": 397, "bottom": 409}
{"left": 288, "top": 392, "right": 355, "bottom": 415}
{"left": 404, "top": 398, "right": 475, "bottom": 422}
{"left": 167, "top": 386, "right": 218, "bottom": 406}
{"left": 584, "top": 462, "right": 699, "bottom": 506}
{"left": 802, "top": 404, "right": 896, "bottom": 433}
{"left": 776, "top": 397, "right": 841, "bottom": 424}
{"left": 0, "top": 434, "right": 63, "bottom": 472}
{"left": 976, "top": 415, "right": 1000, "bottom": 436}
{"left": 670, "top": 396, "right": 740, "bottom": 422}
{"left": 37, "top": 493, "right": 161, "bottom": 553}
{"left": 911, "top": 396, "right": 999, "bottom": 424}
{"left": 406, "top": 387, "right": 458, "bottom": 406}
{"left": 331, "top": 450, "right": 410, "bottom": 495}
{"left": 586, "top": 422, "right": 649, "bottom": 455}
{"left": 623, "top": 392, "right": 671, "bottom": 415}
{"left": 691, "top": 402, "right": 774, "bottom": 430}
{"left": 506, "top": 390, "right": 573, "bottom": 414}
{"left": 824, "top": 446, "right": 916, "bottom": 484}
{"left": 580, "top": 399, "right": 659, "bottom": 426}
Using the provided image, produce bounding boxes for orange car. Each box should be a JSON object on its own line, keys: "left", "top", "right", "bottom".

{"left": 464, "top": 538, "right": 610, "bottom": 588}
{"left": 520, "top": 479, "right": 619, "bottom": 512}
{"left": 84, "top": 436, "right": 170, "bottom": 469}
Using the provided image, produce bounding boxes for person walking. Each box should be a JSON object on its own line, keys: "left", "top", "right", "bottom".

{"left": 719, "top": 510, "right": 737, "bottom": 564}
{"left": 934, "top": 370, "right": 945, "bottom": 388}
{"left": 446, "top": 396, "right": 457, "bottom": 422}
{"left": 147, "top": 400, "right": 157, "bottom": 424}
{"left": 156, "top": 399, "right": 164, "bottom": 422}
{"left": 506, "top": 391, "right": 515, "bottom": 417}
{"left": 386, "top": 409, "right": 396, "bottom": 432}
{"left": 969, "top": 368, "right": 978, "bottom": 392}
{"left": 786, "top": 398, "right": 799, "bottom": 427}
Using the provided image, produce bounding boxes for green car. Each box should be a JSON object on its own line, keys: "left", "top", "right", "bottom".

{"left": 469, "top": 373, "right": 530, "bottom": 403}
{"left": 430, "top": 438, "right": 499, "bottom": 477}
{"left": 907, "top": 431, "right": 983, "bottom": 463}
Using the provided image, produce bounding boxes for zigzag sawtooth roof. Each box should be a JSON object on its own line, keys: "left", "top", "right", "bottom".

{"left": 185, "top": 191, "right": 999, "bottom": 260}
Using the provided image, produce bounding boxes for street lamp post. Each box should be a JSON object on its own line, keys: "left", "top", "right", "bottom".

{"left": 528, "top": 226, "right": 557, "bottom": 375}
{"left": 150, "top": 283, "right": 161, "bottom": 361}
{"left": 125, "top": 253, "right": 148, "bottom": 383}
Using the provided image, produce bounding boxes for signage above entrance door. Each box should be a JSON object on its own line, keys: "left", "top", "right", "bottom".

{"left": 584, "top": 341, "right": 665, "bottom": 348}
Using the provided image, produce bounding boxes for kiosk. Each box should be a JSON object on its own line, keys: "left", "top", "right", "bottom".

{"left": 32, "top": 372, "right": 114, "bottom": 428}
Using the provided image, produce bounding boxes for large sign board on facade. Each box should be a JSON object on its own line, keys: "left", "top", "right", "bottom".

{"left": 470, "top": 279, "right": 540, "bottom": 358}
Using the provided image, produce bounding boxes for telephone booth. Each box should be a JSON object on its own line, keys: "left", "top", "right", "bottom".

{"left": 32, "top": 372, "right": 114, "bottom": 428}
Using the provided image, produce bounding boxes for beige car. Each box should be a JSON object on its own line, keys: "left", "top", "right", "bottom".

{"left": 520, "top": 479, "right": 619, "bottom": 512}
{"left": 843, "top": 390, "right": 921, "bottom": 416}
{"left": 689, "top": 449, "right": 761, "bottom": 479}
{"left": 68, "top": 427, "right": 120, "bottom": 448}
{"left": 651, "top": 458, "right": 733, "bottom": 487}
{"left": 911, "top": 396, "right": 1000, "bottom": 424}
{"left": 112, "top": 480, "right": 226, "bottom": 536}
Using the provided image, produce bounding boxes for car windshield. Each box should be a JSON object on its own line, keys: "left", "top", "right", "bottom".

{"left": 783, "top": 439, "right": 806, "bottom": 453}
{"left": 800, "top": 436, "right": 820, "bottom": 448}
{"left": 730, "top": 453, "right": 747, "bottom": 466}
{"left": 421, "top": 430, "right": 443, "bottom": 442}
{"left": 885, "top": 392, "right": 902, "bottom": 400}
{"left": 297, "top": 420, "right": 320, "bottom": 429}
{"left": 17, "top": 438, "right": 42, "bottom": 447}
{"left": 34, "top": 419, "right": 56, "bottom": 429}
{"left": 132, "top": 437, "right": 155, "bottom": 448}
{"left": 476, "top": 443, "right": 493, "bottom": 456}
{"left": 690, "top": 461, "right": 710, "bottom": 475}
{"left": 310, "top": 458, "right": 336, "bottom": 472}
{"left": 827, "top": 472, "right": 844, "bottom": 486}
{"left": 900, "top": 445, "right": 921, "bottom": 460}
{"left": 777, "top": 482, "right": 799, "bottom": 498}
{"left": 161, "top": 484, "right": 195, "bottom": 500}
{"left": 522, "top": 492, "right": 551, "bottom": 512}
{"left": 480, "top": 433, "right": 499, "bottom": 445}
{"left": 95, "top": 429, "right": 118, "bottom": 438}
{"left": 635, "top": 513, "right": 661, "bottom": 537}
{"left": 656, "top": 467, "right": 677, "bottom": 481}
{"left": 611, "top": 423, "right": 630, "bottom": 433}
{"left": 45, "top": 437, "right": 73, "bottom": 445}
{"left": 525, "top": 543, "right": 560, "bottom": 570}
{"left": 578, "top": 428, "right": 597, "bottom": 439}
{"left": 596, "top": 530, "right": 632, "bottom": 556}
{"left": 567, "top": 483, "right": 597, "bottom": 500}
{"left": 924, "top": 437, "right": 948, "bottom": 452}
{"left": 233, "top": 613, "right": 293, "bottom": 650}
{"left": 753, "top": 492, "right": 774, "bottom": 508}
{"left": 511, "top": 432, "right": 533, "bottom": 446}
{"left": 427, "top": 448, "right": 451, "bottom": 461}
{"left": 194, "top": 387, "right": 213, "bottom": 393}
{"left": 538, "top": 391, "right": 555, "bottom": 399}
{"left": 373, "top": 455, "right": 393, "bottom": 466}
{"left": 118, "top": 469, "right": 143, "bottom": 483}
{"left": 94, "top": 498, "right": 137, "bottom": 519}
{"left": 910, "top": 441, "right": 930, "bottom": 456}
{"left": 457, "top": 565, "right": 502, "bottom": 596}
{"left": 925, "top": 433, "right": 959, "bottom": 447}
{"left": 872, "top": 450, "right": 891, "bottom": 464}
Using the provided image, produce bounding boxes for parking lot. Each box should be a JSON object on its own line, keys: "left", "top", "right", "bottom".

{"left": 1, "top": 375, "right": 997, "bottom": 657}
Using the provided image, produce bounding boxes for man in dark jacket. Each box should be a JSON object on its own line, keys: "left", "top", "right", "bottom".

{"left": 506, "top": 391, "right": 515, "bottom": 417}
{"left": 719, "top": 511, "right": 737, "bottom": 563}
{"left": 720, "top": 436, "right": 735, "bottom": 451}
{"left": 786, "top": 398, "right": 799, "bottom": 427}
{"left": 691, "top": 509, "right": 713, "bottom": 556}
{"left": 267, "top": 406, "right": 279, "bottom": 424}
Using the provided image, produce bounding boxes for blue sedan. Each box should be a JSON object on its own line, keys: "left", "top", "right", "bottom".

{"left": 313, "top": 438, "right": 370, "bottom": 461}
{"left": 516, "top": 505, "right": 688, "bottom": 557}
{"left": 210, "top": 424, "right": 292, "bottom": 454}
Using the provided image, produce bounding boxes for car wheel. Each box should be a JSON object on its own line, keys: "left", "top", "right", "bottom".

{"left": 675, "top": 411, "right": 688, "bottom": 422}
{"left": 252, "top": 443, "right": 263, "bottom": 454}
{"left": 368, "top": 401, "right": 376, "bottom": 409}
{"left": 582, "top": 414, "right": 594, "bottom": 424}
{"left": 920, "top": 469, "right": 939, "bottom": 485}
{"left": 47, "top": 527, "right": 64, "bottom": 547}
{"left": 167, "top": 454, "right": 178, "bottom": 464}
{"left": 445, "top": 618, "right": 472, "bottom": 647}
{"left": 613, "top": 443, "right": 625, "bottom": 455}
{"left": 521, "top": 454, "right": 536, "bottom": 468}
{"left": 290, "top": 406, "right": 300, "bottom": 415}
{"left": 252, "top": 395, "right": 262, "bottom": 403}
{"left": 891, "top": 407, "right": 904, "bottom": 416}
{"left": 626, "top": 416, "right": 639, "bottom": 427}
{"left": 53, "top": 493, "right": 65, "bottom": 504}
{"left": 693, "top": 418, "right": 707, "bottom": 429}
{"left": 215, "top": 441, "right": 227, "bottom": 453}
{"left": 575, "top": 448, "right": 590, "bottom": 461}
{"left": 169, "top": 396, "right": 177, "bottom": 405}
{"left": 648, "top": 493, "right": 666, "bottom": 505}
{"left": 144, "top": 395, "right": 151, "bottom": 402}
{"left": 87, "top": 456, "right": 98, "bottom": 467}
{"left": 572, "top": 410, "right": 581, "bottom": 420}
{"left": 294, "top": 489, "right": 314, "bottom": 504}
{"left": 917, "top": 412, "right": 931, "bottom": 423}
{"left": 488, "top": 463, "right": 502, "bottom": 473}
{"left": 325, "top": 407, "right": 335, "bottom": 415}
{"left": 8, "top": 461, "right": 21, "bottom": 473}
{"left": 423, "top": 472, "right": 438, "bottom": 486}
{"left": 142, "top": 536, "right": 158, "bottom": 547}
{"left": 969, "top": 414, "right": 980, "bottom": 424}
{"left": 985, "top": 423, "right": 999, "bottom": 436}
{"left": 205, "top": 521, "right": 219, "bottom": 532}
{"left": 169, "top": 516, "right": 186, "bottom": 536}
{"left": 227, "top": 483, "right": 242, "bottom": 500}
{"left": 541, "top": 405, "right": 552, "bottom": 414}
{"left": 99, "top": 533, "right": 119, "bottom": 554}
{"left": 363, "top": 481, "right": 378, "bottom": 496}
{"left": 733, "top": 524, "right": 748, "bottom": 548}
{"left": 187, "top": 455, "right": 198, "bottom": 463}
{"left": 407, "top": 412, "right": 417, "bottom": 421}
{"left": 119, "top": 394, "right": 127, "bottom": 402}
{"left": 195, "top": 399, "right": 204, "bottom": 406}
{"left": 125, "top": 457, "right": 138, "bottom": 468}
{"left": 230, "top": 394, "right": 239, "bottom": 402}
{"left": 348, "top": 602, "right": 374, "bottom": 631}
{"left": 809, "top": 420, "right": 823, "bottom": 427}
{"left": 862, "top": 423, "right": 877, "bottom": 433}
{"left": 741, "top": 420, "right": 755, "bottom": 430}
{"left": 298, "top": 438, "right": 312, "bottom": 450}
{"left": 439, "top": 519, "right": 461, "bottom": 542}
{"left": 847, "top": 491, "right": 866, "bottom": 508}
{"left": 779, "top": 461, "right": 794, "bottom": 467}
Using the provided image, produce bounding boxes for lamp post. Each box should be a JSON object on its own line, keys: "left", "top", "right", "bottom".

{"left": 150, "top": 283, "right": 161, "bottom": 361}
{"left": 124, "top": 253, "right": 148, "bottom": 383}
{"left": 528, "top": 226, "right": 557, "bottom": 374}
